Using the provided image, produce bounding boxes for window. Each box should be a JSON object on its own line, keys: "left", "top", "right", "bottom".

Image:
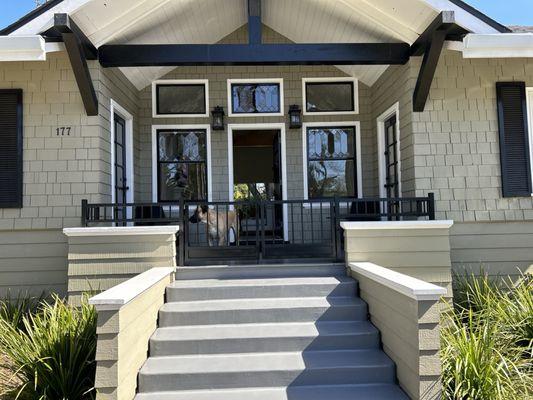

{"left": 152, "top": 80, "right": 209, "bottom": 118}
{"left": 303, "top": 78, "right": 358, "bottom": 115}
{"left": 228, "top": 79, "right": 284, "bottom": 116}
{"left": 304, "top": 124, "right": 360, "bottom": 199}
{"left": 377, "top": 103, "right": 401, "bottom": 199}
{"left": 156, "top": 128, "right": 209, "bottom": 202}
{"left": 0, "top": 89, "right": 23, "bottom": 208}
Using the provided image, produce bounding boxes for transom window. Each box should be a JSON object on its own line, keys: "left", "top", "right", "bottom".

{"left": 303, "top": 78, "right": 358, "bottom": 115}
{"left": 228, "top": 79, "right": 284, "bottom": 116}
{"left": 305, "top": 126, "right": 358, "bottom": 199}
{"left": 152, "top": 80, "right": 209, "bottom": 117}
{"left": 156, "top": 129, "right": 208, "bottom": 202}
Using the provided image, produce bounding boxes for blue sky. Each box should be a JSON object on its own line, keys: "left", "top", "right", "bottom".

{"left": 1, "top": 0, "right": 532, "bottom": 31}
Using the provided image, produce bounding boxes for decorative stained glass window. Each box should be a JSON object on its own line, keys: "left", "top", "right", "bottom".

{"left": 155, "top": 83, "right": 207, "bottom": 116}
{"left": 231, "top": 83, "right": 281, "bottom": 114}
{"left": 157, "top": 130, "right": 207, "bottom": 201}
{"left": 307, "top": 126, "right": 357, "bottom": 198}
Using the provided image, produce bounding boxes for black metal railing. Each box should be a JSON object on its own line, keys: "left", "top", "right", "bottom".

{"left": 81, "top": 193, "right": 435, "bottom": 264}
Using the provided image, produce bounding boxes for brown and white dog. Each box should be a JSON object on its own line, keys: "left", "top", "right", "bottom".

{"left": 189, "top": 205, "right": 238, "bottom": 246}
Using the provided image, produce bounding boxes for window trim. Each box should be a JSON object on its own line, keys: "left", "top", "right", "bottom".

{"left": 227, "top": 78, "right": 284, "bottom": 117}
{"left": 110, "top": 99, "right": 134, "bottom": 204}
{"left": 527, "top": 87, "right": 533, "bottom": 196}
{"left": 152, "top": 79, "right": 209, "bottom": 118}
{"left": 302, "top": 77, "right": 359, "bottom": 116}
{"left": 302, "top": 121, "right": 362, "bottom": 200}
{"left": 376, "top": 102, "right": 402, "bottom": 199}
{"left": 151, "top": 124, "right": 212, "bottom": 203}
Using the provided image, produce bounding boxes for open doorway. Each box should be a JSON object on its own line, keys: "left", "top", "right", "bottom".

{"left": 228, "top": 124, "right": 288, "bottom": 242}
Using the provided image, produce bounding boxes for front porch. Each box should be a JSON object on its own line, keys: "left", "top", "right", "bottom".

{"left": 80, "top": 194, "right": 435, "bottom": 265}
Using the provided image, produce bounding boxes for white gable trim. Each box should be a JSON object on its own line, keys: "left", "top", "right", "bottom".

{"left": 0, "top": 35, "right": 46, "bottom": 61}
{"left": 463, "top": 33, "right": 533, "bottom": 58}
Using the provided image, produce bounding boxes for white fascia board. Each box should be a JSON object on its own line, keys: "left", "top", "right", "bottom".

{"left": 340, "top": 220, "right": 454, "bottom": 230}
{"left": 63, "top": 225, "right": 179, "bottom": 237}
{"left": 89, "top": 267, "right": 175, "bottom": 309}
{"left": 0, "top": 35, "right": 46, "bottom": 61}
{"left": 463, "top": 33, "right": 533, "bottom": 58}
{"left": 348, "top": 262, "right": 447, "bottom": 301}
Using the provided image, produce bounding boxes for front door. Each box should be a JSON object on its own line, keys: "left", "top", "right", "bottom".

{"left": 384, "top": 115, "right": 399, "bottom": 198}
{"left": 114, "top": 114, "right": 128, "bottom": 224}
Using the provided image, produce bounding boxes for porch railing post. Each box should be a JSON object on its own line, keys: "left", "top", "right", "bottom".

{"left": 81, "top": 199, "right": 88, "bottom": 227}
{"left": 332, "top": 197, "right": 341, "bottom": 260}
{"left": 178, "top": 193, "right": 185, "bottom": 267}
{"left": 428, "top": 192, "right": 435, "bottom": 220}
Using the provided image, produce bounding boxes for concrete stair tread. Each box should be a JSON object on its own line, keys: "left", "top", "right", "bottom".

{"left": 140, "top": 350, "right": 394, "bottom": 375}
{"left": 134, "top": 384, "right": 409, "bottom": 400}
{"left": 161, "top": 296, "right": 364, "bottom": 312}
{"left": 168, "top": 276, "right": 355, "bottom": 288}
{"left": 152, "top": 321, "right": 377, "bottom": 341}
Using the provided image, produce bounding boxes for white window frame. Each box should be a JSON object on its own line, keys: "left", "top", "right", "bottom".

{"left": 526, "top": 87, "right": 533, "bottom": 195}
{"left": 302, "top": 121, "right": 363, "bottom": 201}
{"left": 227, "top": 123, "right": 288, "bottom": 240}
{"left": 227, "top": 78, "right": 284, "bottom": 117}
{"left": 110, "top": 99, "right": 134, "bottom": 204}
{"left": 152, "top": 79, "right": 209, "bottom": 118}
{"left": 151, "top": 124, "right": 213, "bottom": 203}
{"left": 377, "top": 102, "right": 402, "bottom": 199}
{"left": 302, "top": 77, "right": 359, "bottom": 116}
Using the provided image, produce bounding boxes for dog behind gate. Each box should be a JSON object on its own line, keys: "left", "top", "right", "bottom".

{"left": 189, "top": 205, "right": 238, "bottom": 246}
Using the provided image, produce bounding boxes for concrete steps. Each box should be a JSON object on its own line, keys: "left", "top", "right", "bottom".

{"left": 134, "top": 264, "right": 407, "bottom": 399}
{"left": 150, "top": 321, "right": 379, "bottom": 355}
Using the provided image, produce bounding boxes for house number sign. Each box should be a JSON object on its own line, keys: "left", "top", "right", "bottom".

{"left": 56, "top": 126, "right": 73, "bottom": 136}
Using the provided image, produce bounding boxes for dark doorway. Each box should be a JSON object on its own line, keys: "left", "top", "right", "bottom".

{"left": 232, "top": 129, "right": 283, "bottom": 242}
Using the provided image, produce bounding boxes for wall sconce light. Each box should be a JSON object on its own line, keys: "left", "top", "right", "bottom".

{"left": 211, "top": 106, "right": 225, "bottom": 130}
{"left": 289, "top": 104, "right": 302, "bottom": 129}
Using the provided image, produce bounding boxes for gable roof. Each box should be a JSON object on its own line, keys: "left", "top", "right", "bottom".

{"left": 0, "top": 0, "right": 512, "bottom": 89}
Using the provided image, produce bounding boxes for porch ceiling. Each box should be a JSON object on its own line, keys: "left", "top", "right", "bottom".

{"left": 4, "top": 0, "right": 507, "bottom": 90}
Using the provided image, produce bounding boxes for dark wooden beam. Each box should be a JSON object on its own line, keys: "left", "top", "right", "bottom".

{"left": 42, "top": 13, "right": 98, "bottom": 60}
{"left": 412, "top": 12, "right": 465, "bottom": 112}
{"left": 51, "top": 14, "right": 98, "bottom": 116}
{"left": 248, "top": 0, "right": 262, "bottom": 44}
{"left": 98, "top": 43, "right": 410, "bottom": 67}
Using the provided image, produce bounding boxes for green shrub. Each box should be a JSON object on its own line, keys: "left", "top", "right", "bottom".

{"left": 443, "top": 272, "right": 533, "bottom": 400}
{"left": 0, "top": 294, "right": 97, "bottom": 400}
{"left": 0, "top": 292, "right": 43, "bottom": 332}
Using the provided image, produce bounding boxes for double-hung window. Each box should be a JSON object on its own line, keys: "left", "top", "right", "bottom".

{"left": 156, "top": 129, "right": 208, "bottom": 202}
{"left": 304, "top": 125, "right": 360, "bottom": 199}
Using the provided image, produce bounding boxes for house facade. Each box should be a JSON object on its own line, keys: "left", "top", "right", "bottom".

{"left": 1, "top": 1, "right": 533, "bottom": 399}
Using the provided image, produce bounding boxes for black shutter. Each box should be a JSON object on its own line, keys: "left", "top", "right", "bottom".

{"left": 0, "top": 89, "right": 23, "bottom": 208}
{"left": 496, "top": 82, "right": 532, "bottom": 197}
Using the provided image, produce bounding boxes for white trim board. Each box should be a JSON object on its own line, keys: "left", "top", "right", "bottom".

{"left": 526, "top": 87, "right": 533, "bottom": 195}
{"left": 64, "top": 226, "right": 179, "bottom": 237}
{"left": 227, "top": 78, "right": 285, "bottom": 117}
{"left": 110, "top": 99, "right": 134, "bottom": 204}
{"left": 152, "top": 79, "right": 210, "bottom": 118}
{"left": 302, "top": 77, "right": 359, "bottom": 116}
{"left": 227, "top": 123, "right": 288, "bottom": 240}
{"left": 151, "top": 124, "right": 213, "bottom": 203}
{"left": 376, "top": 102, "right": 402, "bottom": 198}
{"left": 0, "top": 35, "right": 46, "bottom": 61}
{"left": 341, "top": 220, "right": 454, "bottom": 230}
{"left": 348, "top": 262, "right": 447, "bottom": 301}
{"left": 89, "top": 267, "right": 175, "bottom": 310}
{"left": 463, "top": 33, "right": 533, "bottom": 58}
{"left": 302, "top": 121, "right": 363, "bottom": 200}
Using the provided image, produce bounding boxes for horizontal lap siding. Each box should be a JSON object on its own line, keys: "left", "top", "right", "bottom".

{"left": 0, "top": 229, "right": 67, "bottom": 297}
{"left": 450, "top": 221, "right": 533, "bottom": 279}
{"left": 67, "top": 233, "right": 176, "bottom": 305}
